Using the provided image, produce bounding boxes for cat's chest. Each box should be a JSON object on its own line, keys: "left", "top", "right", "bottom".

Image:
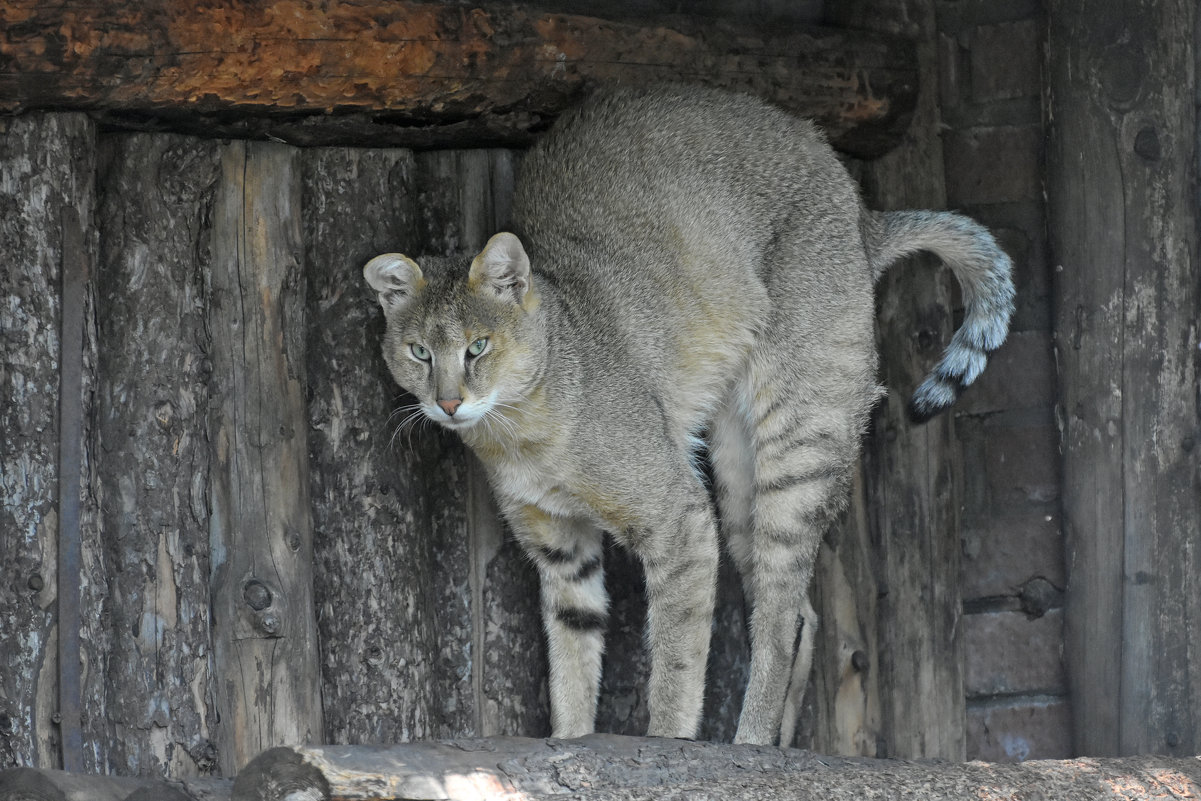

{"left": 481, "top": 447, "right": 587, "bottom": 520}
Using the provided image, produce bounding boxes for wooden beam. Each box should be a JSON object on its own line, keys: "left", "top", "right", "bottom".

{"left": 228, "top": 735, "right": 1201, "bottom": 801}
{"left": 1048, "top": 0, "right": 1201, "bottom": 757}
{"left": 207, "top": 141, "right": 323, "bottom": 772}
{"left": 0, "top": 1, "right": 917, "bottom": 157}
{"left": 824, "top": 0, "right": 964, "bottom": 761}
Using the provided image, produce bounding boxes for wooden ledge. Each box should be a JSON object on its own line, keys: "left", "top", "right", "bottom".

{"left": 0, "top": 2, "right": 917, "bottom": 157}
{"left": 3, "top": 736, "right": 1199, "bottom": 800}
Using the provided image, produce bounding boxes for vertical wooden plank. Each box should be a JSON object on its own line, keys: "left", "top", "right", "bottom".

{"left": 92, "top": 133, "right": 221, "bottom": 776}
{"left": 207, "top": 141, "right": 322, "bottom": 772}
{"left": 1049, "top": 0, "right": 1200, "bottom": 757}
{"left": 302, "top": 146, "right": 451, "bottom": 743}
{"left": 411, "top": 148, "right": 547, "bottom": 737}
{"left": 801, "top": 466, "right": 883, "bottom": 755}
{"left": 827, "top": 0, "right": 965, "bottom": 760}
{"left": 0, "top": 112, "right": 96, "bottom": 770}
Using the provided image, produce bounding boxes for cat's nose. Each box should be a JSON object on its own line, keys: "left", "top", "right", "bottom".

{"left": 437, "top": 398, "right": 462, "bottom": 416}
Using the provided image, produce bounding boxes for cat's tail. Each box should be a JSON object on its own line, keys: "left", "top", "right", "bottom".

{"left": 864, "top": 209, "right": 1015, "bottom": 422}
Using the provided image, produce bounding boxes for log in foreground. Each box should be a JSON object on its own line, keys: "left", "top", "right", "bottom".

{"left": 231, "top": 734, "right": 1201, "bottom": 801}
{"left": 0, "top": 1, "right": 916, "bottom": 157}
{"left": 0, "top": 768, "right": 232, "bottom": 801}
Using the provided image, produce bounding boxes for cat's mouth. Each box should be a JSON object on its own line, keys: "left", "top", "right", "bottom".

{"left": 435, "top": 413, "right": 482, "bottom": 430}
{"left": 425, "top": 396, "right": 492, "bottom": 431}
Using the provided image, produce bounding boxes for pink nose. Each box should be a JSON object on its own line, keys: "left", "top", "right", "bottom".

{"left": 437, "top": 398, "right": 462, "bottom": 416}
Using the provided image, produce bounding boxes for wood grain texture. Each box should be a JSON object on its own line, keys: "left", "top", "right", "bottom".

{"left": 0, "top": 1, "right": 917, "bottom": 158}
{"left": 91, "top": 133, "right": 221, "bottom": 777}
{"left": 231, "top": 736, "right": 1201, "bottom": 801}
{"left": 0, "top": 112, "right": 96, "bottom": 771}
{"left": 827, "top": 0, "right": 965, "bottom": 760}
{"left": 1048, "top": 0, "right": 1200, "bottom": 757}
{"left": 206, "top": 141, "right": 322, "bottom": 772}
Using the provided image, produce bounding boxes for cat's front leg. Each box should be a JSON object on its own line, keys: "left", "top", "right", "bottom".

{"left": 628, "top": 486, "right": 721, "bottom": 740}
{"left": 511, "top": 506, "right": 607, "bottom": 739}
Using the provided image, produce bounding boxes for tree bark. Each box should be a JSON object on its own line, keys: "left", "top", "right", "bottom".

{"left": 231, "top": 736, "right": 1201, "bottom": 801}
{"left": 206, "top": 141, "right": 323, "bottom": 772}
{"left": 0, "top": 1, "right": 916, "bottom": 158}
{"left": 1048, "top": 0, "right": 1201, "bottom": 757}
{"left": 0, "top": 112, "right": 96, "bottom": 771}
{"left": 302, "top": 145, "right": 464, "bottom": 745}
{"left": 91, "top": 132, "right": 222, "bottom": 777}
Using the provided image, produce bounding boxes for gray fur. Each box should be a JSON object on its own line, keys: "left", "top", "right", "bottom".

{"left": 363, "top": 84, "right": 1014, "bottom": 744}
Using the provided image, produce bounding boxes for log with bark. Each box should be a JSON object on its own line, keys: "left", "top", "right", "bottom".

{"left": 0, "top": 767, "right": 232, "bottom": 801}
{"left": 227, "top": 735, "right": 1201, "bottom": 801}
{"left": 0, "top": 1, "right": 917, "bottom": 157}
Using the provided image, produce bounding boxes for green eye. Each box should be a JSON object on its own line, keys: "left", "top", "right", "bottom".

{"left": 410, "top": 343, "right": 430, "bottom": 361}
{"left": 467, "top": 337, "right": 488, "bottom": 357}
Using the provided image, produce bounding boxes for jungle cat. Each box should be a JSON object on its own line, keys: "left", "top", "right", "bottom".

{"left": 363, "top": 84, "right": 1014, "bottom": 745}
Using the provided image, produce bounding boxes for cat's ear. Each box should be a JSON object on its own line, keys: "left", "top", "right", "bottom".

{"left": 364, "top": 253, "right": 424, "bottom": 312}
{"left": 469, "top": 233, "right": 532, "bottom": 305}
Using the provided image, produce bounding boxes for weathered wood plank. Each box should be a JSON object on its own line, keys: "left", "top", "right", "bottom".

{"left": 410, "top": 149, "right": 547, "bottom": 737}
{"left": 801, "top": 465, "right": 882, "bottom": 754}
{"left": 0, "top": 112, "right": 96, "bottom": 771}
{"left": 1048, "top": 0, "right": 1200, "bottom": 757}
{"left": 301, "top": 146, "right": 455, "bottom": 744}
{"left": 90, "top": 133, "right": 222, "bottom": 777}
{"left": 826, "top": 0, "right": 965, "bottom": 760}
{"left": 0, "top": 2, "right": 916, "bottom": 158}
{"left": 207, "top": 141, "right": 322, "bottom": 772}
{"left": 230, "top": 737, "right": 1201, "bottom": 801}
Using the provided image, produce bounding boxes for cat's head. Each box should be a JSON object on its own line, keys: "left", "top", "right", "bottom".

{"left": 364, "top": 233, "right": 544, "bottom": 433}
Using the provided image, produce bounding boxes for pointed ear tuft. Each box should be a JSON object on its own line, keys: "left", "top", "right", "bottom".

{"left": 364, "top": 253, "right": 424, "bottom": 311}
{"left": 469, "top": 233, "right": 532, "bottom": 305}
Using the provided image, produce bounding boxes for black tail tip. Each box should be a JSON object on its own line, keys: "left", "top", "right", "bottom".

{"left": 907, "top": 398, "right": 945, "bottom": 424}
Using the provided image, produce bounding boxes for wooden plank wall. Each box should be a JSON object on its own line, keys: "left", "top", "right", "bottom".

{"left": 1048, "top": 0, "right": 1200, "bottom": 756}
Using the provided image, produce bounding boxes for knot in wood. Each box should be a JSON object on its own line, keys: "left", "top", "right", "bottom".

{"left": 1133, "top": 127, "right": 1161, "bottom": 161}
{"left": 259, "top": 613, "right": 281, "bottom": 636}
{"left": 243, "top": 578, "right": 273, "bottom": 611}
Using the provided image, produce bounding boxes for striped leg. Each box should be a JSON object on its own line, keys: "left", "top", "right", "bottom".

{"left": 515, "top": 510, "right": 607, "bottom": 739}
{"left": 733, "top": 369, "right": 857, "bottom": 745}
{"left": 632, "top": 484, "right": 721, "bottom": 739}
{"left": 709, "top": 374, "right": 757, "bottom": 599}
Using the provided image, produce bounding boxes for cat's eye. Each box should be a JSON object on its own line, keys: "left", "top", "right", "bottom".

{"left": 467, "top": 337, "right": 489, "bottom": 357}
{"left": 410, "top": 343, "right": 431, "bottom": 361}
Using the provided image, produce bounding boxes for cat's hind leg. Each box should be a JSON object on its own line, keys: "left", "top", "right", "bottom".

{"left": 626, "top": 475, "right": 721, "bottom": 740}
{"left": 733, "top": 349, "right": 868, "bottom": 745}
